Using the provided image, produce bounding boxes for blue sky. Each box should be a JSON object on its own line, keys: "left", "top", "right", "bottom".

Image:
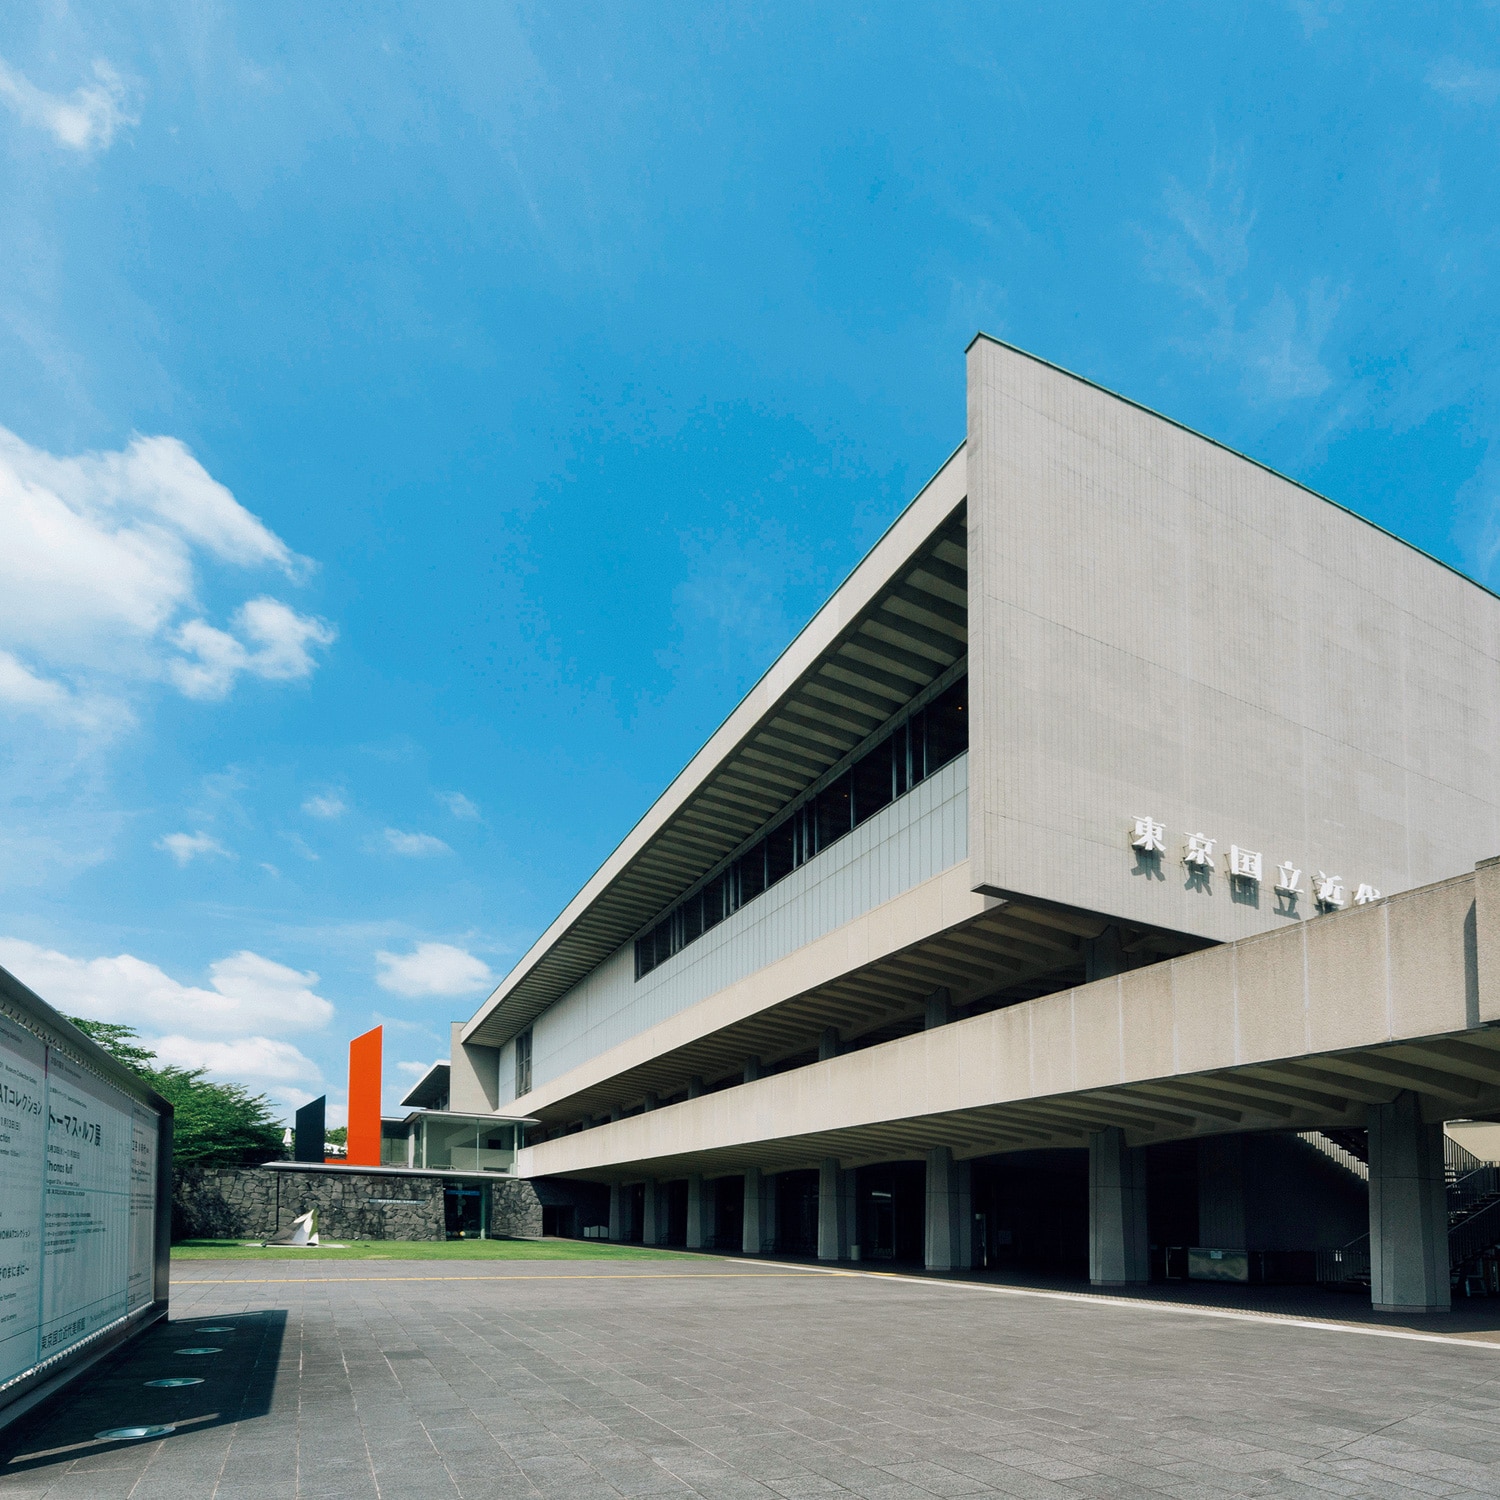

{"left": 2, "top": 3, "right": 1499, "bottom": 1122}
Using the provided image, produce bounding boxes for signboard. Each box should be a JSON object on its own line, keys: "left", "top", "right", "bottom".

{"left": 0, "top": 1016, "right": 160, "bottom": 1392}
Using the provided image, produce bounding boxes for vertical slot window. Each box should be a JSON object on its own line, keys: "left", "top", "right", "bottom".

{"left": 924, "top": 677, "right": 968, "bottom": 774}
{"left": 852, "top": 736, "right": 894, "bottom": 826}
{"left": 765, "top": 818, "right": 796, "bottom": 886}
{"left": 738, "top": 840, "right": 767, "bottom": 902}
{"left": 515, "top": 1029, "right": 532, "bottom": 1098}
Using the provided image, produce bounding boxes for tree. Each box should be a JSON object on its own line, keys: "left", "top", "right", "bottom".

{"left": 68, "top": 1017, "right": 285, "bottom": 1166}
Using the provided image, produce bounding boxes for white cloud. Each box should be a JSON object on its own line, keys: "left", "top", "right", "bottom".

{"left": 382, "top": 829, "right": 452, "bottom": 858}
{"left": 376, "top": 941, "right": 493, "bottom": 998}
{"left": 150, "top": 1034, "right": 322, "bottom": 1090}
{"left": 1144, "top": 156, "right": 1344, "bottom": 407}
{"left": 155, "top": 830, "right": 231, "bottom": 866}
{"left": 438, "top": 791, "right": 480, "bottom": 820}
{"left": 0, "top": 425, "right": 332, "bottom": 727}
{"left": 0, "top": 57, "right": 136, "bottom": 153}
{"left": 170, "top": 597, "right": 336, "bottom": 701}
{"left": 1428, "top": 60, "right": 1500, "bottom": 106}
{"left": 0, "top": 939, "right": 334, "bottom": 1037}
{"left": 302, "top": 790, "right": 347, "bottom": 819}
{"left": 395, "top": 1059, "right": 439, "bottom": 1078}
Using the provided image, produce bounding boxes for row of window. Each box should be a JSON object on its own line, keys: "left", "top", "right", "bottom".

{"left": 634, "top": 675, "right": 968, "bottom": 980}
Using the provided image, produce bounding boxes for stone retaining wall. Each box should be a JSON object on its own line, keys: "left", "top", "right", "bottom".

{"left": 173, "top": 1166, "right": 542, "bottom": 1242}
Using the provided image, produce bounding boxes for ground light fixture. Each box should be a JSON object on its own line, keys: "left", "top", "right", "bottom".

{"left": 143, "top": 1378, "right": 203, "bottom": 1388}
{"left": 96, "top": 1425, "right": 176, "bottom": 1441}
{"left": 191, "top": 1325, "right": 235, "bottom": 1333}
{"left": 172, "top": 1347, "right": 221, "bottom": 1355}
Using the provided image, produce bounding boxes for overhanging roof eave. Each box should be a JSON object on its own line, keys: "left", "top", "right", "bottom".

{"left": 462, "top": 442, "right": 968, "bottom": 1050}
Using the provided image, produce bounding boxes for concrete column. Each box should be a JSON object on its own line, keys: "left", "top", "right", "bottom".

{"left": 842, "top": 1167, "right": 859, "bottom": 1258}
{"left": 1197, "top": 1135, "right": 1247, "bottom": 1248}
{"left": 608, "top": 1183, "right": 623, "bottom": 1242}
{"left": 818, "top": 1027, "right": 840, "bottom": 1062}
{"left": 924, "top": 989, "right": 953, "bottom": 1029}
{"left": 956, "top": 1158, "right": 973, "bottom": 1271}
{"left": 742, "top": 1167, "right": 763, "bottom": 1255}
{"left": 687, "top": 1075, "right": 703, "bottom": 1099}
{"left": 643, "top": 1091, "right": 659, "bottom": 1111}
{"left": 762, "top": 1171, "right": 778, "bottom": 1253}
{"left": 926, "top": 1145, "right": 959, "bottom": 1270}
{"left": 642, "top": 1179, "right": 663, "bottom": 1247}
{"left": 686, "top": 1174, "right": 707, "bottom": 1250}
{"left": 1369, "top": 1091, "right": 1450, "bottom": 1313}
{"left": 743, "top": 1056, "right": 761, "bottom": 1084}
{"left": 1089, "top": 1127, "right": 1148, "bottom": 1286}
{"left": 818, "top": 1157, "right": 845, "bottom": 1261}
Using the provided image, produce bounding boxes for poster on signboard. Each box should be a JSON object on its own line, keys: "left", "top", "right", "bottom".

{"left": 127, "top": 1102, "right": 157, "bottom": 1313}
{"left": 38, "top": 1050, "right": 133, "bottom": 1358}
{"left": 0, "top": 1016, "right": 45, "bottom": 1386}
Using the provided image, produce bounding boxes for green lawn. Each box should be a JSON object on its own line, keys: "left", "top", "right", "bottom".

{"left": 170, "top": 1237, "right": 687, "bottom": 1261}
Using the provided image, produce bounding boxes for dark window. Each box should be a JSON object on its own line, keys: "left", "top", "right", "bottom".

{"left": 925, "top": 677, "right": 968, "bottom": 774}
{"left": 893, "top": 719, "right": 910, "bottom": 796}
{"left": 633, "top": 675, "right": 965, "bottom": 980}
{"left": 702, "top": 873, "right": 726, "bottom": 931}
{"left": 681, "top": 889, "right": 704, "bottom": 944}
{"left": 765, "top": 818, "right": 796, "bottom": 886}
{"left": 852, "top": 737, "right": 894, "bottom": 826}
{"left": 652, "top": 917, "right": 676, "bottom": 969}
{"left": 813, "top": 773, "right": 852, "bottom": 853}
{"left": 515, "top": 1029, "right": 532, "bottom": 1097}
{"left": 738, "top": 840, "right": 767, "bottom": 902}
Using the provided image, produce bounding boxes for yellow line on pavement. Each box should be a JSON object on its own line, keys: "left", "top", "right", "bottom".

{"left": 173, "top": 1270, "right": 845, "bottom": 1284}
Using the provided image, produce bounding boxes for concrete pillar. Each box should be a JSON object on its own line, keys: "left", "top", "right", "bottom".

{"left": 956, "top": 1158, "right": 973, "bottom": 1271}
{"left": 743, "top": 1056, "right": 761, "bottom": 1084}
{"left": 686, "top": 1174, "right": 707, "bottom": 1250}
{"left": 1089, "top": 1127, "right": 1148, "bottom": 1286}
{"left": 1197, "top": 1135, "right": 1247, "bottom": 1248}
{"left": 818, "top": 1157, "right": 845, "bottom": 1261}
{"left": 687, "top": 1075, "right": 703, "bottom": 1099}
{"left": 842, "top": 1167, "right": 859, "bottom": 1258}
{"left": 642, "top": 1179, "right": 663, "bottom": 1246}
{"left": 819, "top": 1027, "right": 839, "bottom": 1062}
{"left": 643, "top": 1091, "right": 659, "bottom": 1111}
{"left": 926, "top": 1145, "right": 960, "bottom": 1270}
{"left": 924, "top": 989, "right": 953, "bottom": 1030}
{"left": 608, "top": 1182, "right": 623, "bottom": 1242}
{"left": 742, "top": 1167, "right": 763, "bottom": 1255}
{"left": 1369, "top": 1091, "right": 1450, "bottom": 1313}
{"left": 762, "top": 1171, "right": 778, "bottom": 1253}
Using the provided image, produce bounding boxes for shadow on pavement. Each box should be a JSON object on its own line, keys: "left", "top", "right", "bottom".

{"left": 0, "top": 1308, "right": 287, "bottom": 1475}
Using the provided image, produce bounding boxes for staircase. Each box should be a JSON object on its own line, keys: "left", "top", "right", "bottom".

{"left": 1310, "top": 1130, "right": 1500, "bottom": 1294}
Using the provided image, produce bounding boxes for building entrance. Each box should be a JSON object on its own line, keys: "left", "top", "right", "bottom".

{"left": 856, "top": 1162, "right": 925, "bottom": 1262}
{"left": 444, "top": 1184, "right": 485, "bottom": 1239}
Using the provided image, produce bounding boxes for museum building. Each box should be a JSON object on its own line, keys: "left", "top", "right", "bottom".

{"left": 418, "top": 336, "right": 1500, "bottom": 1312}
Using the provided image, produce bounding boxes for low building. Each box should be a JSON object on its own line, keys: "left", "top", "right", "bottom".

{"left": 445, "top": 336, "right": 1500, "bottom": 1312}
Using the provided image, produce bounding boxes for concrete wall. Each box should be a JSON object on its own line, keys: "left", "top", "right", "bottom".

{"left": 173, "top": 1168, "right": 543, "bottom": 1242}
{"left": 966, "top": 335, "right": 1500, "bottom": 944}
{"left": 505, "top": 754, "right": 968, "bottom": 1102}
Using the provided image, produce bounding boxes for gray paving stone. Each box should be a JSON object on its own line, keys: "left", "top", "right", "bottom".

{"left": 6, "top": 1261, "right": 1500, "bottom": 1497}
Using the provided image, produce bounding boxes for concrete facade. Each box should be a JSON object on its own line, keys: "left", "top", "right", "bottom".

{"left": 449, "top": 339, "right": 1500, "bottom": 1314}
{"left": 967, "top": 336, "right": 1500, "bottom": 944}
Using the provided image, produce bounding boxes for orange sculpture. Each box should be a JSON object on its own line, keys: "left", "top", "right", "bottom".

{"left": 345, "top": 1025, "right": 383, "bottom": 1167}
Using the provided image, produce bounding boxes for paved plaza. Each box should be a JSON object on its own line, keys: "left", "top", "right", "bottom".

{"left": 5, "top": 1259, "right": 1500, "bottom": 1499}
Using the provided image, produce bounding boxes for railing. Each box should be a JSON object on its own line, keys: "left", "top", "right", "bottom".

{"left": 1298, "top": 1132, "right": 1368, "bottom": 1182}
{"left": 1315, "top": 1234, "right": 1369, "bottom": 1286}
